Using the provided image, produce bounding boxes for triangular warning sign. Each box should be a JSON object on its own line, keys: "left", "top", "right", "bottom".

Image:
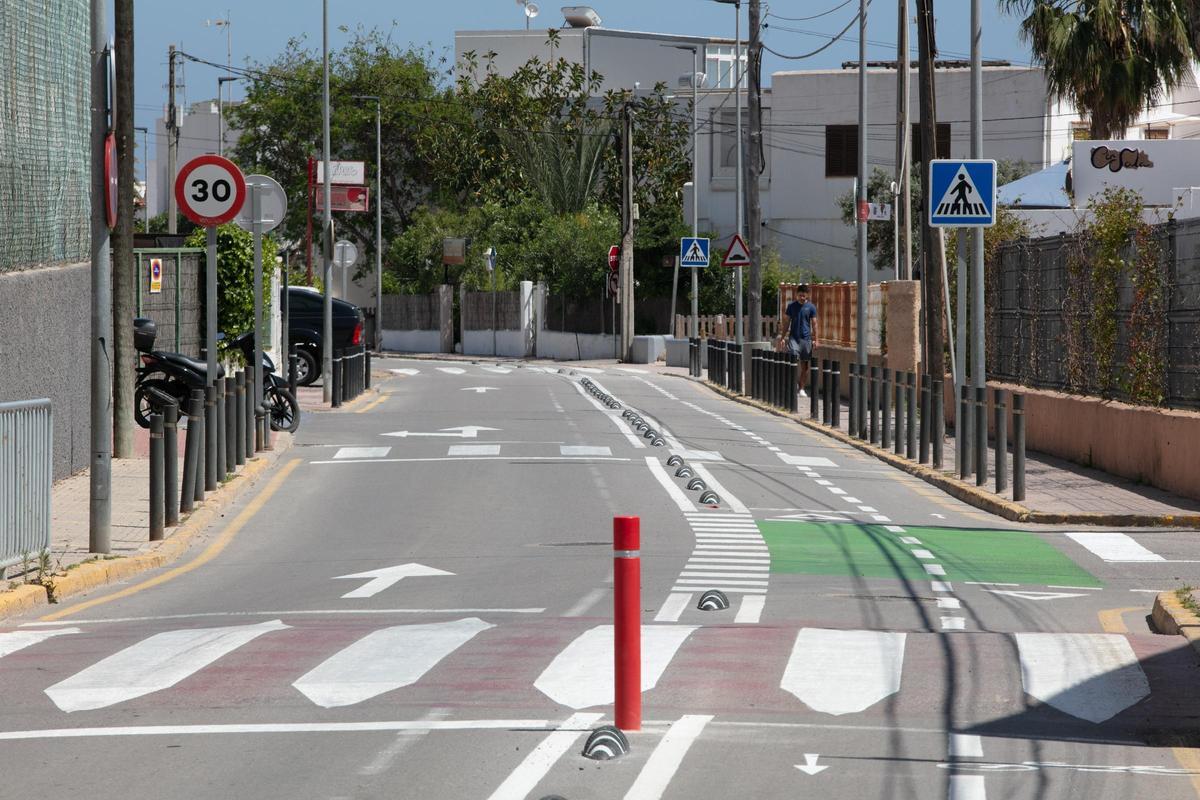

{"left": 934, "top": 167, "right": 990, "bottom": 218}
{"left": 722, "top": 233, "right": 751, "bottom": 267}
{"left": 683, "top": 240, "right": 707, "bottom": 264}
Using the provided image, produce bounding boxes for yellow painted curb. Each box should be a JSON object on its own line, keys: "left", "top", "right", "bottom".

{"left": 690, "top": 377, "right": 1200, "bottom": 528}
{"left": 0, "top": 435, "right": 292, "bottom": 622}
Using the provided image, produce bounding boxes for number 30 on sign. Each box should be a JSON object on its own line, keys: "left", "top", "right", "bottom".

{"left": 174, "top": 154, "right": 247, "bottom": 227}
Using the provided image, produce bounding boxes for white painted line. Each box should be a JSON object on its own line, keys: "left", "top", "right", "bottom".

{"left": 768, "top": 446, "right": 781, "bottom": 452}
{"left": 689, "top": 463, "right": 750, "bottom": 514}
{"left": 436, "top": 367, "right": 466, "bottom": 375}
{"left": 964, "top": 582, "right": 1019, "bottom": 587}
{"left": 448, "top": 444, "right": 501, "bottom": 456}
{"left": 950, "top": 733, "right": 984, "bottom": 758}
{"left": 358, "top": 708, "right": 448, "bottom": 776}
{"left": 842, "top": 497, "right": 863, "bottom": 504}
{"left": 560, "top": 445, "right": 611, "bottom": 457}
{"left": 534, "top": 626, "right": 696, "bottom": 709}
{"left": 872, "top": 515, "right": 892, "bottom": 522}
{"left": 937, "top": 598, "right": 962, "bottom": 610}
{"left": 485, "top": 712, "right": 604, "bottom": 800}
{"left": 481, "top": 366, "right": 513, "bottom": 374}
{"left": 293, "top": 618, "right": 492, "bottom": 708}
{"left": 734, "top": 595, "right": 766, "bottom": 624}
{"left": 692, "top": 546, "right": 770, "bottom": 554}
{"left": 570, "top": 381, "right": 644, "bottom": 449}
{"left": 912, "top": 549, "right": 936, "bottom": 560}
{"left": 885, "top": 525, "right": 906, "bottom": 533}
{"left": 1047, "top": 585, "right": 1103, "bottom": 591}
{"left": 1066, "top": 532, "right": 1165, "bottom": 562}
{"left": 778, "top": 454, "right": 836, "bottom": 467}
{"left": 675, "top": 578, "right": 769, "bottom": 586}
{"left": 333, "top": 447, "right": 391, "bottom": 460}
{"left": 686, "top": 563, "right": 769, "bottom": 571}
{"left": 654, "top": 593, "right": 692, "bottom": 623}
{"left": 0, "top": 628, "right": 79, "bottom": 659}
{"left": 899, "top": 537, "right": 922, "bottom": 545}
{"left": 858, "top": 506, "right": 878, "bottom": 513}
{"left": 827, "top": 487, "right": 847, "bottom": 495}
{"left": 674, "top": 585, "right": 767, "bottom": 594}
{"left": 1129, "top": 589, "right": 1167, "bottom": 593}
{"left": 690, "top": 527, "right": 761, "bottom": 533}
{"left": 940, "top": 617, "right": 966, "bottom": 631}
{"left": 564, "top": 588, "right": 607, "bottom": 618}
{"left": 645, "top": 456, "right": 696, "bottom": 513}
{"left": 388, "top": 368, "right": 419, "bottom": 376}
{"left": 616, "top": 367, "right": 647, "bottom": 374}
{"left": 685, "top": 514, "right": 753, "bottom": 520}
{"left": 671, "top": 449, "right": 725, "bottom": 461}
{"left": 693, "top": 534, "right": 763, "bottom": 540}
{"left": 0, "top": 718, "right": 556, "bottom": 741}
{"left": 781, "top": 629, "right": 906, "bottom": 715}
{"left": 804, "top": 472, "right": 821, "bottom": 479}
{"left": 815, "top": 479, "right": 833, "bottom": 486}
{"left": 313, "top": 456, "right": 633, "bottom": 465}
{"left": 924, "top": 564, "right": 947, "bottom": 576}
{"left": 623, "top": 714, "right": 713, "bottom": 800}
{"left": 949, "top": 775, "right": 986, "bottom": 800}
{"left": 19, "top": 608, "right": 544, "bottom": 627}
{"left": 1014, "top": 632, "right": 1151, "bottom": 723}
{"left": 930, "top": 581, "right": 953, "bottom": 592}
{"left": 45, "top": 620, "right": 289, "bottom": 712}
{"left": 680, "top": 572, "right": 772, "bottom": 580}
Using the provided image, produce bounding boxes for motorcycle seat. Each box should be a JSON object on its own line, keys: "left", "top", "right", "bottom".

{"left": 155, "top": 351, "right": 226, "bottom": 379}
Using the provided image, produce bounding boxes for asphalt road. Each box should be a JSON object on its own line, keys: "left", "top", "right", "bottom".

{"left": 3, "top": 356, "right": 1200, "bottom": 800}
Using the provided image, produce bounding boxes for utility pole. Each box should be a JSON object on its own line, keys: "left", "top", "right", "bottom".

{"left": 89, "top": 0, "right": 112, "bottom": 553}
{"left": 915, "top": 0, "right": 945, "bottom": 379}
{"left": 321, "top": 0, "right": 333, "bottom": 403}
{"left": 167, "top": 45, "right": 178, "bottom": 234}
{"left": 855, "top": 0, "right": 868, "bottom": 374}
{"left": 734, "top": 0, "right": 744, "bottom": 347}
{"left": 620, "top": 103, "right": 636, "bottom": 361}
{"left": 895, "top": 0, "right": 912, "bottom": 279}
{"left": 970, "top": 0, "right": 985, "bottom": 394}
{"left": 747, "top": 0, "right": 762, "bottom": 343}
{"left": 112, "top": 0, "right": 134, "bottom": 460}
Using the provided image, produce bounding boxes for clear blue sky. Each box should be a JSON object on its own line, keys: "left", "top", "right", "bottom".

{"left": 130, "top": 1, "right": 1032, "bottom": 156}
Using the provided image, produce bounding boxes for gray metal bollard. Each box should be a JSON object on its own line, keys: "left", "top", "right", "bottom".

{"left": 245, "top": 372, "right": 255, "bottom": 459}
{"left": 193, "top": 391, "right": 207, "bottom": 503}
{"left": 180, "top": 391, "right": 202, "bottom": 514}
{"left": 881, "top": 368, "right": 891, "bottom": 449}
{"left": 225, "top": 377, "right": 236, "bottom": 473}
{"left": 288, "top": 353, "right": 299, "bottom": 397}
{"left": 822, "top": 359, "right": 832, "bottom": 424}
{"left": 332, "top": 351, "right": 343, "bottom": 408}
{"left": 204, "top": 386, "right": 217, "bottom": 491}
{"left": 149, "top": 412, "right": 165, "bottom": 541}
{"left": 848, "top": 363, "right": 858, "bottom": 436}
{"left": 894, "top": 373, "right": 905, "bottom": 456}
{"left": 932, "top": 378, "right": 944, "bottom": 470}
{"left": 995, "top": 388, "right": 1008, "bottom": 493}
{"left": 809, "top": 358, "right": 819, "bottom": 419}
{"left": 906, "top": 373, "right": 917, "bottom": 460}
{"left": 788, "top": 353, "right": 799, "bottom": 413}
{"left": 975, "top": 386, "right": 988, "bottom": 487}
{"left": 869, "top": 366, "right": 879, "bottom": 444}
{"left": 215, "top": 376, "right": 226, "bottom": 482}
{"left": 1013, "top": 394, "right": 1026, "bottom": 501}
{"left": 959, "top": 385, "right": 972, "bottom": 479}
{"left": 235, "top": 372, "right": 246, "bottom": 467}
{"left": 365, "top": 348, "right": 372, "bottom": 390}
{"left": 919, "top": 376, "right": 931, "bottom": 464}
{"left": 831, "top": 363, "right": 841, "bottom": 428}
{"left": 164, "top": 402, "right": 179, "bottom": 527}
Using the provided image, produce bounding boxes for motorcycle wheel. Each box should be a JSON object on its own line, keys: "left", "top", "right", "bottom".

{"left": 134, "top": 379, "right": 180, "bottom": 429}
{"left": 268, "top": 386, "right": 301, "bottom": 433}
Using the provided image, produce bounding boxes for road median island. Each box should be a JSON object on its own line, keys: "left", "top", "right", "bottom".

{"left": 0, "top": 433, "right": 293, "bottom": 620}
{"left": 1152, "top": 590, "right": 1200, "bottom": 661}
{"left": 684, "top": 376, "right": 1200, "bottom": 528}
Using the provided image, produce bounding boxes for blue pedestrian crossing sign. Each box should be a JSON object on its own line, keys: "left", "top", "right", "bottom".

{"left": 679, "top": 237, "right": 710, "bottom": 268}
{"left": 929, "top": 159, "right": 997, "bottom": 227}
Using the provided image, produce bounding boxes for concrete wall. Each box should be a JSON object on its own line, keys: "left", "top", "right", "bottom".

{"left": 382, "top": 330, "right": 443, "bottom": 354}
{"left": 943, "top": 381, "right": 1200, "bottom": 503}
{"left": 463, "top": 330, "right": 528, "bottom": 358}
{"left": 0, "top": 263, "right": 92, "bottom": 479}
{"left": 536, "top": 330, "right": 619, "bottom": 361}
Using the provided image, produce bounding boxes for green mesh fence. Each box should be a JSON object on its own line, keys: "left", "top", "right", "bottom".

{"left": 0, "top": 1, "right": 90, "bottom": 272}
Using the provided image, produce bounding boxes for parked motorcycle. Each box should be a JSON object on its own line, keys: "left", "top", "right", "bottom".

{"left": 133, "top": 318, "right": 300, "bottom": 434}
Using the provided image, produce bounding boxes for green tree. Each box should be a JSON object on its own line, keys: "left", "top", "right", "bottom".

{"left": 1000, "top": 0, "right": 1194, "bottom": 138}
{"left": 184, "top": 224, "right": 277, "bottom": 346}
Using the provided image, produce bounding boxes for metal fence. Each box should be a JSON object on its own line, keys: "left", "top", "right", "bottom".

{"left": 991, "top": 219, "right": 1200, "bottom": 409}
{"left": 135, "top": 248, "right": 204, "bottom": 356}
{"left": 0, "top": 399, "right": 52, "bottom": 573}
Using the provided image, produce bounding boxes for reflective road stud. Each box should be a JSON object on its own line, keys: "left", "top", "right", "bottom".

{"left": 614, "top": 516, "right": 641, "bottom": 731}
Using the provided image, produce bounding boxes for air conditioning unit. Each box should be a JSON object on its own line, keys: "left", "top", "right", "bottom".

{"left": 562, "top": 6, "right": 601, "bottom": 27}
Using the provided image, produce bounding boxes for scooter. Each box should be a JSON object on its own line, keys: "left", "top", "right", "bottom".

{"left": 133, "top": 318, "right": 300, "bottom": 433}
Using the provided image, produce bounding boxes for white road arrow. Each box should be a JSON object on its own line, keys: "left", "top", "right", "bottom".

{"left": 381, "top": 426, "right": 500, "bottom": 439}
{"left": 983, "top": 589, "right": 1089, "bottom": 601}
{"left": 795, "top": 754, "right": 828, "bottom": 775}
{"left": 461, "top": 387, "right": 499, "bottom": 394}
{"left": 334, "top": 563, "right": 454, "bottom": 599}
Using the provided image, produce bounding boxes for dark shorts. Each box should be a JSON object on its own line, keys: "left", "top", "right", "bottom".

{"left": 788, "top": 337, "right": 813, "bottom": 360}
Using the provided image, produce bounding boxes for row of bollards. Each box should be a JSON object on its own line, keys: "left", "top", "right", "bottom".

{"left": 954, "top": 385, "right": 1027, "bottom": 501}
{"left": 687, "top": 337, "right": 703, "bottom": 378}
{"left": 704, "top": 339, "right": 743, "bottom": 393}
{"left": 147, "top": 367, "right": 272, "bottom": 542}
{"left": 750, "top": 349, "right": 798, "bottom": 413}
{"left": 331, "top": 344, "right": 369, "bottom": 408}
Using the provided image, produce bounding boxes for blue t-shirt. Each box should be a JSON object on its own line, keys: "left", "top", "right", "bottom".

{"left": 786, "top": 300, "right": 817, "bottom": 342}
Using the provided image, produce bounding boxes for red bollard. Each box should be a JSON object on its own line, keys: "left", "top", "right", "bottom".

{"left": 613, "top": 515, "right": 641, "bottom": 731}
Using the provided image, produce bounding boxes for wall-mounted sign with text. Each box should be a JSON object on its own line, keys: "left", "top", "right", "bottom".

{"left": 1073, "top": 139, "right": 1200, "bottom": 207}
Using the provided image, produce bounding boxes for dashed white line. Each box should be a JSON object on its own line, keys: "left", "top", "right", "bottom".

{"left": 654, "top": 593, "right": 693, "bottom": 623}
{"left": 734, "top": 595, "right": 766, "bottom": 624}
{"left": 924, "top": 564, "right": 947, "bottom": 576}
{"left": 940, "top": 617, "right": 966, "bottom": 631}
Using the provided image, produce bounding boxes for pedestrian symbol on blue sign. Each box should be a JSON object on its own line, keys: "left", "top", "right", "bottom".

{"left": 929, "top": 159, "right": 997, "bottom": 227}
{"left": 680, "top": 237, "right": 710, "bottom": 268}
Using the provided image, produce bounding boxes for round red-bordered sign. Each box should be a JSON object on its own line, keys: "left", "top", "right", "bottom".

{"left": 104, "top": 132, "right": 117, "bottom": 229}
{"left": 174, "top": 154, "right": 246, "bottom": 227}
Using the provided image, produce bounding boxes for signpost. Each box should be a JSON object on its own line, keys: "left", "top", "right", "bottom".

{"left": 485, "top": 246, "right": 497, "bottom": 357}
{"left": 721, "top": 233, "right": 751, "bottom": 268}
{"left": 608, "top": 245, "right": 619, "bottom": 358}
{"left": 680, "top": 237, "right": 710, "bottom": 268}
{"left": 333, "top": 240, "right": 359, "bottom": 298}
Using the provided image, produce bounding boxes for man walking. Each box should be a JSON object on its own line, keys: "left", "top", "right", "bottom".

{"left": 785, "top": 284, "right": 818, "bottom": 396}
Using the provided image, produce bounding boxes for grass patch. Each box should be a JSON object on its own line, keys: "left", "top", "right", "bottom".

{"left": 1175, "top": 585, "right": 1200, "bottom": 616}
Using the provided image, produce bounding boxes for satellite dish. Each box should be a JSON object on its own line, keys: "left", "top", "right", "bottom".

{"left": 525, "top": 2, "right": 539, "bottom": 18}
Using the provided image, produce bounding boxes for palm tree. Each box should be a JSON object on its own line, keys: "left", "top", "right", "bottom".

{"left": 1000, "top": 0, "right": 1194, "bottom": 139}
{"left": 503, "top": 121, "right": 612, "bottom": 215}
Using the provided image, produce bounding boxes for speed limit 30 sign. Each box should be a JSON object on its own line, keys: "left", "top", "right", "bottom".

{"left": 175, "top": 154, "right": 247, "bottom": 227}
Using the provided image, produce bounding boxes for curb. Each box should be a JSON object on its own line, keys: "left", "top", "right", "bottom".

{"left": 1152, "top": 591, "right": 1200, "bottom": 659}
{"left": 690, "top": 377, "right": 1200, "bottom": 528}
{"left": 0, "top": 434, "right": 293, "bottom": 621}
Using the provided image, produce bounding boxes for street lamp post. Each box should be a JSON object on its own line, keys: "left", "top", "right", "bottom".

{"left": 321, "top": 0, "right": 333, "bottom": 403}
{"left": 217, "top": 75, "right": 237, "bottom": 157}
{"left": 714, "top": 0, "right": 744, "bottom": 347}
{"left": 134, "top": 125, "right": 148, "bottom": 226}
{"left": 672, "top": 44, "right": 705, "bottom": 344}
{"left": 352, "top": 94, "right": 383, "bottom": 351}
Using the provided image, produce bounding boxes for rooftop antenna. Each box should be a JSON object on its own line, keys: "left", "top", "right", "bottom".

{"left": 516, "top": 0, "right": 540, "bottom": 30}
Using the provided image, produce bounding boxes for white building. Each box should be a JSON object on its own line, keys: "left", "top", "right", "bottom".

{"left": 148, "top": 99, "right": 239, "bottom": 220}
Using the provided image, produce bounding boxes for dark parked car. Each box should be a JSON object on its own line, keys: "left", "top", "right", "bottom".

{"left": 284, "top": 286, "right": 364, "bottom": 386}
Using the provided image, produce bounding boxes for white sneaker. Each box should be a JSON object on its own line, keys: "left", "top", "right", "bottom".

{"left": 798, "top": 389, "right": 808, "bottom": 398}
